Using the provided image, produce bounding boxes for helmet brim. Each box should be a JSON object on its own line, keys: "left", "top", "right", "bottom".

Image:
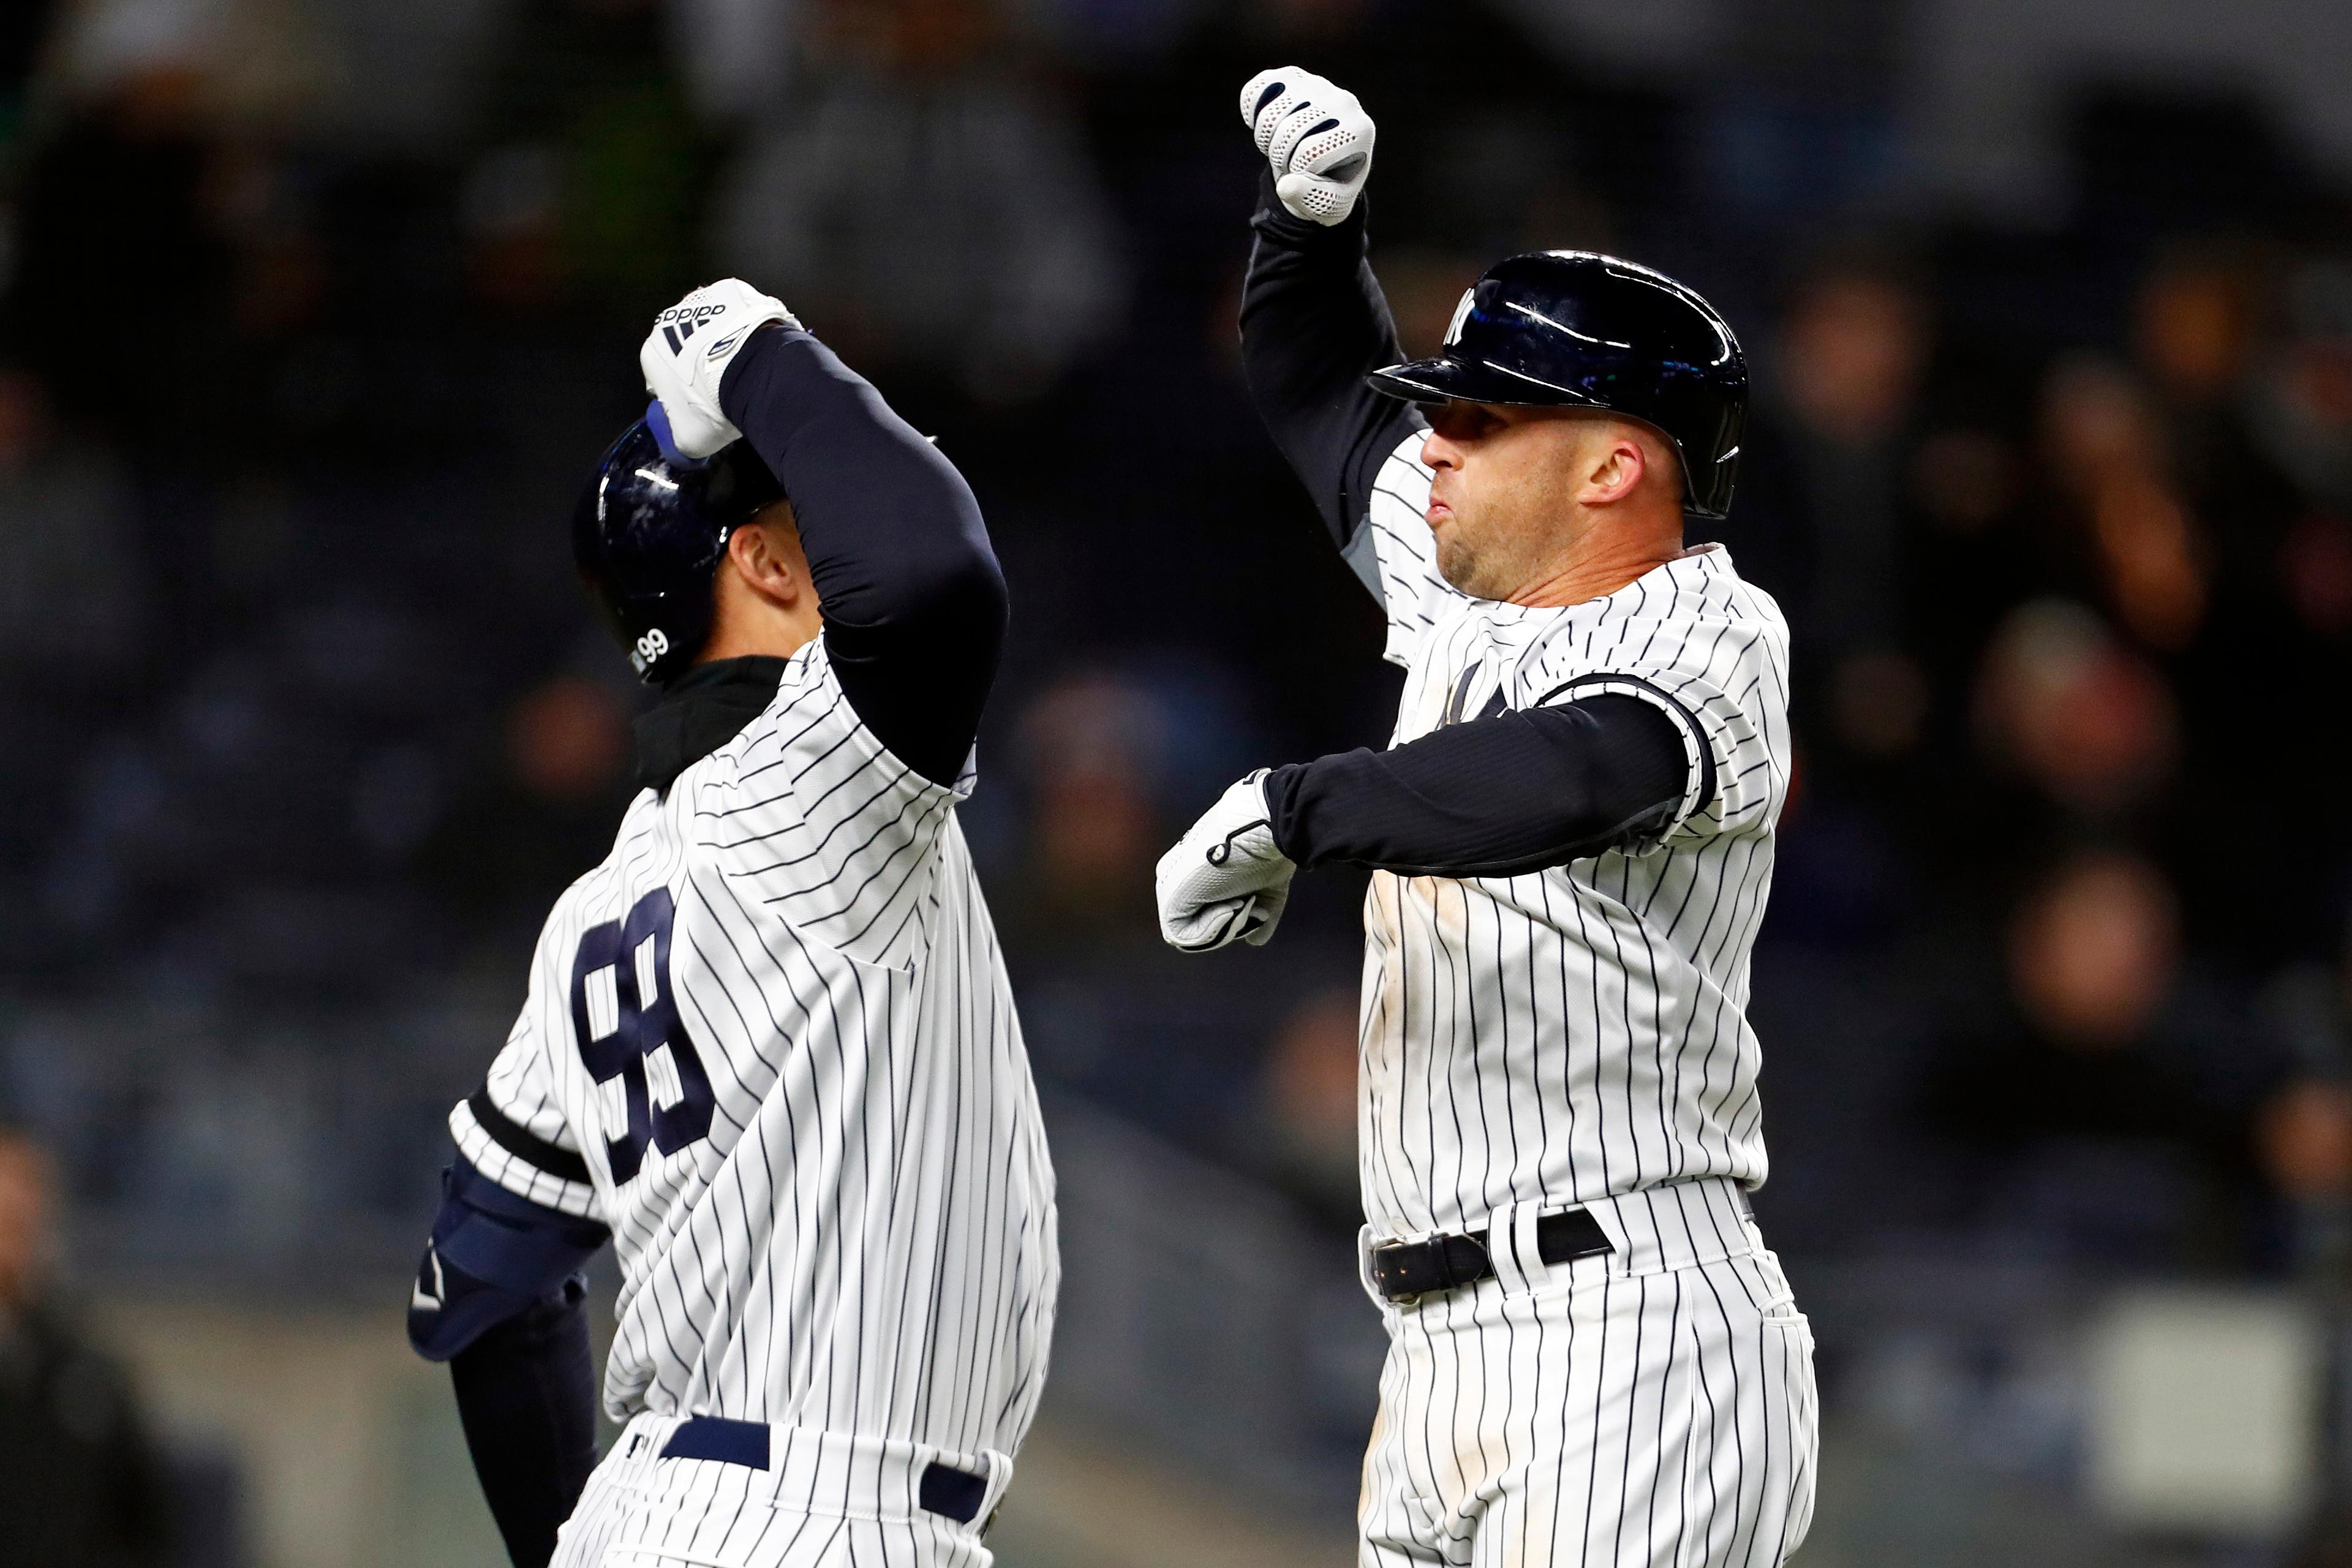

{"left": 1366, "top": 355, "right": 1610, "bottom": 410}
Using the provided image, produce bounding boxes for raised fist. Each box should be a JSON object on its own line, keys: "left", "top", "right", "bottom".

{"left": 638, "top": 279, "right": 800, "bottom": 460}
{"left": 1155, "top": 771, "right": 1296, "bottom": 952}
{"left": 1239, "top": 67, "right": 1376, "bottom": 227}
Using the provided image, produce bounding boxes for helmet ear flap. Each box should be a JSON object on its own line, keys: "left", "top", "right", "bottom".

{"left": 1683, "top": 397, "right": 1746, "bottom": 521}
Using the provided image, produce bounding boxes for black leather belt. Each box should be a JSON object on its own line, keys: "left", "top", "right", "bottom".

{"left": 659, "top": 1417, "right": 989, "bottom": 1525}
{"left": 1369, "top": 1207, "right": 1612, "bottom": 1302}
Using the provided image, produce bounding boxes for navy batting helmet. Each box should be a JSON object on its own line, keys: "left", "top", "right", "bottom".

{"left": 572, "top": 419, "right": 785, "bottom": 684}
{"left": 1369, "top": 252, "right": 1748, "bottom": 520}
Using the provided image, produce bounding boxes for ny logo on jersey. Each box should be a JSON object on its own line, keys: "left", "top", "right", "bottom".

{"left": 570, "top": 888, "right": 716, "bottom": 1182}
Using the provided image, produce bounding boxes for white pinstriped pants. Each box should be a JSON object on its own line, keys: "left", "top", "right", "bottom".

{"left": 549, "top": 1414, "right": 1013, "bottom": 1568}
{"left": 1358, "top": 1181, "right": 1818, "bottom": 1568}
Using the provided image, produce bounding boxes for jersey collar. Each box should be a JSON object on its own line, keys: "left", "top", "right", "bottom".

{"left": 633, "top": 656, "right": 788, "bottom": 794}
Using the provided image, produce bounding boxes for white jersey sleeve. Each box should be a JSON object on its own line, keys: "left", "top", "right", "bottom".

{"left": 693, "top": 636, "right": 970, "bottom": 971}
{"left": 1520, "top": 548, "right": 1790, "bottom": 846}
{"left": 449, "top": 965, "right": 605, "bottom": 1222}
{"left": 1353, "top": 429, "right": 1473, "bottom": 669}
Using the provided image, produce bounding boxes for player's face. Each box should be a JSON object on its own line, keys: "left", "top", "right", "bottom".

{"left": 1420, "top": 404, "right": 1611, "bottom": 600}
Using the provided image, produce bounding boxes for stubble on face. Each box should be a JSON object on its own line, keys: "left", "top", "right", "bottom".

{"left": 1428, "top": 413, "right": 1596, "bottom": 601}
{"left": 1432, "top": 513, "right": 1506, "bottom": 599}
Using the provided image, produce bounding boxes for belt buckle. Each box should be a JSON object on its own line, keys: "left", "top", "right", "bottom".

{"left": 1370, "top": 1238, "right": 1425, "bottom": 1307}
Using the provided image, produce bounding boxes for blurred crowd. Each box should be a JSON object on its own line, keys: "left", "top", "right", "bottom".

{"left": 2, "top": 0, "right": 2352, "bottom": 1311}
{"left": 0, "top": 1120, "right": 175, "bottom": 1566}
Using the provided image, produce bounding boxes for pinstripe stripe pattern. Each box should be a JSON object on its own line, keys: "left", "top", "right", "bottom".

{"left": 553, "top": 1415, "right": 1011, "bottom": 1568}
{"left": 458, "top": 638, "right": 1057, "bottom": 1566}
{"left": 1357, "top": 433, "right": 1792, "bottom": 1240}
{"left": 1349, "top": 433, "right": 1809, "bottom": 1564}
{"left": 1358, "top": 1185, "right": 1817, "bottom": 1568}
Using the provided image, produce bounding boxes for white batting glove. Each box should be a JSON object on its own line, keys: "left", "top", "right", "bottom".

{"left": 638, "top": 279, "right": 801, "bottom": 459}
{"left": 1239, "top": 67, "right": 1376, "bottom": 226}
{"left": 1156, "top": 771, "right": 1297, "bottom": 952}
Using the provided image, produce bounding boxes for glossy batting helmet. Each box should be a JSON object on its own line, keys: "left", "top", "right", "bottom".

{"left": 1369, "top": 252, "right": 1748, "bottom": 519}
{"left": 572, "top": 418, "right": 785, "bottom": 684}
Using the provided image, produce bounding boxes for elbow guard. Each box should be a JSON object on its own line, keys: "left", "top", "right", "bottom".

{"left": 408, "top": 1158, "right": 608, "bottom": 1363}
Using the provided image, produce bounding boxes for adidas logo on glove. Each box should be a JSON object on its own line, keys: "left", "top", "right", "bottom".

{"left": 638, "top": 280, "right": 799, "bottom": 459}
{"left": 657, "top": 303, "right": 730, "bottom": 355}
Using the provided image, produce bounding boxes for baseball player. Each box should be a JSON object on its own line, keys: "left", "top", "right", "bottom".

{"left": 405, "top": 281, "right": 1057, "bottom": 1568}
{"left": 1155, "top": 71, "right": 1816, "bottom": 1566}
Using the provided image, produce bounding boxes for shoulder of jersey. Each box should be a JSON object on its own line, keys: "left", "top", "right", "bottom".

{"left": 660, "top": 646, "right": 827, "bottom": 810}
{"left": 535, "top": 659, "right": 813, "bottom": 940}
{"left": 1654, "top": 547, "right": 1785, "bottom": 629}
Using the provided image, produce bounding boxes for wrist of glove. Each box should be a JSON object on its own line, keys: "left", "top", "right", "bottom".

{"left": 638, "top": 279, "right": 801, "bottom": 460}
{"left": 1155, "top": 771, "right": 1298, "bottom": 953}
{"left": 1239, "top": 66, "right": 1376, "bottom": 227}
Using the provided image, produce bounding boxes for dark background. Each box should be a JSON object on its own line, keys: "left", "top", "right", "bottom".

{"left": 6, "top": 0, "right": 2352, "bottom": 1563}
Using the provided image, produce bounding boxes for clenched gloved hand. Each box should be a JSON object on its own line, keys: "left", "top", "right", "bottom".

{"left": 1155, "top": 771, "right": 1297, "bottom": 952}
{"left": 638, "top": 279, "right": 801, "bottom": 460}
{"left": 1239, "top": 66, "right": 1376, "bottom": 227}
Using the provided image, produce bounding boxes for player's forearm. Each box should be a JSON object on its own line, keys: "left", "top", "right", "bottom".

{"left": 450, "top": 1281, "right": 599, "bottom": 1568}
{"left": 1240, "top": 172, "right": 1422, "bottom": 556}
{"left": 1264, "top": 696, "right": 1690, "bottom": 875}
{"left": 718, "top": 325, "right": 1008, "bottom": 783}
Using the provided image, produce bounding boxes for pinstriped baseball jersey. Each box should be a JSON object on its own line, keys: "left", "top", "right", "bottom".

{"left": 1352, "top": 431, "right": 1792, "bottom": 1244}
{"left": 451, "top": 636, "right": 1058, "bottom": 1463}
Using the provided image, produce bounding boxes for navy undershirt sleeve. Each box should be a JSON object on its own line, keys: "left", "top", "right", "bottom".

{"left": 1240, "top": 172, "right": 1425, "bottom": 573}
{"left": 407, "top": 1153, "right": 608, "bottom": 1568}
{"left": 717, "top": 326, "right": 1009, "bottom": 785}
{"left": 450, "top": 1281, "right": 599, "bottom": 1568}
{"left": 1262, "top": 695, "right": 1691, "bottom": 876}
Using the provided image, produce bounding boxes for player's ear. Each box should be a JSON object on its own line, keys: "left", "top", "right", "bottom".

{"left": 725, "top": 504, "right": 809, "bottom": 609}
{"left": 1580, "top": 429, "right": 1648, "bottom": 507}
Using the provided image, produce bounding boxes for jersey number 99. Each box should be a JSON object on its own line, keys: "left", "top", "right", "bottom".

{"left": 570, "top": 888, "right": 715, "bottom": 1182}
